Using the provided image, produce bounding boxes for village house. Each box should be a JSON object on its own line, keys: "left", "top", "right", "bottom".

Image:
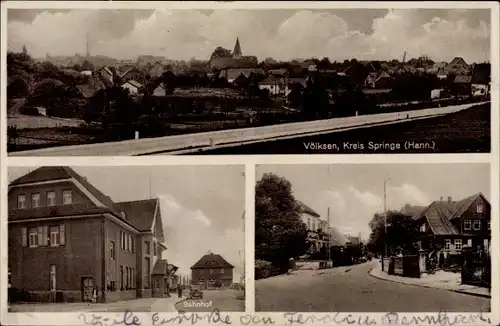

{"left": 120, "top": 79, "right": 143, "bottom": 96}
{"left": 453, "top": 75, "right": 473, "bottom": 96}
{"left": 219, "top": 68, "right": 265, "bottom": 84}
{"left": 445, "top": 57, "right": 470, "bottom": 75}
{"left": 470, "top": 63, "right": 491, "bottom": 97}
{"left": 8, "top": 167, "right": 176, "bottom": 303}
{"left": 258, "top": 75, "right": 284, "bottom": 96}
{"left": 297, "top": 201, "right": 329, "bottom": 253}
{"left": 402, "top": 193, "right": 491, "bottom": 257}
{"left": 191, "top": 252, "right": 234, "bottom": 289}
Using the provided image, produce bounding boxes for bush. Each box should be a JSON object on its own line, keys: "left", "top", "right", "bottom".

{"left": 255, "top": 260, "right": 272, "bottom": 279}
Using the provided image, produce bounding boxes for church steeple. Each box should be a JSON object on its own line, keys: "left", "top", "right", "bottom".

{"left": 233, "top": 37, "right": 242, "bottom": 58}
{"left": 22, "top": 44, "right": 27, "bottom": 55}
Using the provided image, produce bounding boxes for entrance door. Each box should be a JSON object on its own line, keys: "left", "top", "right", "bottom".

{"left": 81, "top": 277, "right": 94, "bottom": 302}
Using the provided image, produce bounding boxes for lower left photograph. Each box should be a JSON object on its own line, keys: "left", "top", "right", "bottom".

{"left": 7, "top": 165, "right": 245, "bottom": 313}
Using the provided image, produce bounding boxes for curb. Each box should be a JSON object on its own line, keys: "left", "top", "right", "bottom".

{"left": 369, "top": 268, "right": 491, "bottom": 299}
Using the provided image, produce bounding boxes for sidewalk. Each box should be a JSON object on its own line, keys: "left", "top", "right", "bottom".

{"left": 369, "top": 262, "right": 490, "bottom": 298}
{"left": 9, "top": 295, "right": 184, "bottom": 313}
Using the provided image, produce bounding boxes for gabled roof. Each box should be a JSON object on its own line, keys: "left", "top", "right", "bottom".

{"left": 191, "top": 253, "right": 234, "bottom": 269}
{"left": 297, "top": 200, "right": 320, "bottom": 218}
{"left": 122, "top": 79, "right": 143, "bottom": 89}
{"left": 8, "top": 167, "right": 150, "bottom": 230}
{"left": 116, "top": 198, "right": 158, "bottom": 232}
{"left": 268, "top": 68, "right": 288, "bottom": 76}
{"left": 414, "top": 192, "right": 489, "bottom": 236}
{"left": 220, "top": 68, "right": 265, "bottom": 81}
{"left": 259, "top": 75, "right": 281, "bottom": 85}
{"left": 449, "top": 57, "right": 468, "bottom": 67}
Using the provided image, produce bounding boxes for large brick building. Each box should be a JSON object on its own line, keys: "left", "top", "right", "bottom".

{"left": 8, "top": 166, "right": 176, "bottom": 303}
{"left": 191, "top": 252, "right": 234, "bottom": 289}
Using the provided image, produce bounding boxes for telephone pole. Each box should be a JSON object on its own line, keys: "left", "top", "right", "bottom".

{"left": 384, "top": 179, "right": 388, "bottom": 257}
{"left": 327, "top": 207, "right": 331, "bottom": 263}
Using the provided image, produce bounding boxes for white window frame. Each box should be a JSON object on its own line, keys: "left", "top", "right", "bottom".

{"left": 220, "top": 268, "right": 224, "bottom": 274}
{"left": 464, "top": 220, "right": 472, "bottom": 231}
{"left": 50, "top": 226, "right": 59, "bottom": 247}
{"left": 62, "top": 190, "right": 72, "bottom": 205}
{"left": 473, "top": 220, "right": 481, "bottom": 231}
{"left": 420, "top": 223, "right": 426, "bottom": 232}
{"left": 29, "top": 227, "right": 38, "bottom": 247}
{"left": 454, "top": 239, "right": 462, "bottom": 251}
{"left": 47, "top": 191, "right": 56, "bottom": 206}
{"left": 18, "top": 195, "right": 26, "bottom": 209}
{"left": 444, "top": 239, "right": 451, "bottom": 250}
{"left": 477, "top": 204, "right": 484, "bottom": 214}
{"left": 32, "top": 193, "right": 41, "bottom": 208}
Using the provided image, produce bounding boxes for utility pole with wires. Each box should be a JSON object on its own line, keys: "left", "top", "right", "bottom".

{"left": 327, "top": 207, "right": 331, "bottom": 264}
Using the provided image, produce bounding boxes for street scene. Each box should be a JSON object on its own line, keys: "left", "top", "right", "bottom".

{"left": 255, "top": 164, "right": 491, "bottom": 312}
{"left": 6, "top": 7, "right": 491, "bottom": 155}
{"left": 7, "top": 165, "right": 245, "bottom": 312}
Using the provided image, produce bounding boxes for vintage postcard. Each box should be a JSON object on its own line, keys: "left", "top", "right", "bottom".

{"left": 6, "top": 165, "right": 245, "bottom": 313}
{"left": 3, "top": 3, "right": 495, "bottom": 156}
{"left": 255, "top": 163, "right": 491, "bottom": 313}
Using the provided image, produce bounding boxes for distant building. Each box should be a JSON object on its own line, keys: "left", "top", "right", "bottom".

{"left": 297, "top": 201, "right": 329, "bottom": 253}
{"left": 209, "top": 38, "right": 259, "bottom": 70}
{"left": 258, "top": 75, "right": 284, "bottom": 96}
{"left": 191, "top": 252, "right": 234, "bottom": 289}
{"left": 120, "top": 79, "right": 143, "bottom": 96}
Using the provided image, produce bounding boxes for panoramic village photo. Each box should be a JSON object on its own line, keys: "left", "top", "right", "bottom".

{"left": 7, "top": 165, "right": 245, "bottom": 312}
{"left": 255, "top": 164, "right": 491, "bottom": 312}
{"left": 6, "top": 7, "right": 491, "bottom": 156}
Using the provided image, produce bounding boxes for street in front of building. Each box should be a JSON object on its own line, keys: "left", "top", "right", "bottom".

{"left": 175, "top": 289, "right": 245, "bottom": 312}
{"left": 256, "top": 261, "right": 489, "bottom": 312}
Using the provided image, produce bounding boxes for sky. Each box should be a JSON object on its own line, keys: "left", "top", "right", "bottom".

{"left": 7, "top": 8, "right": 491, "bottom": 63}
{"left": 8, "top": 166, "right": 245, "bottom": 281}
{"left": 256, "top": 164, "right": 490, "bottom": 241}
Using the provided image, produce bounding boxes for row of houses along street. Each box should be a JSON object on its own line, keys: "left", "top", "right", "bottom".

{"left": 255, "top": 164, "right": 490, "bottom": 313}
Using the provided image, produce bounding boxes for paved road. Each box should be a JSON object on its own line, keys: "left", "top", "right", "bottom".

{"left": 175, "top": 290, "right": 245, "bottom": 312}
{"left": 10, "top": 102, "right": 486, "bottom": 156}
{"left": 9, "top": 296, "right": 181, "bottom": 312}
{"left": 255, "top": 262, "right": 490, "bottom": 312}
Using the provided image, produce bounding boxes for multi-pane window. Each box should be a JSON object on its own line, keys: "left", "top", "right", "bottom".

{"left": 62, "top": 190, "right": 72, "bottom": 205}
{"left": 145, "top": 241, "right": 150, "bottom": 254}
{"left": 488, "top": 220, "right": 491, "bottom": 230}
{"left": 47, "top": 191, "right": 56, "bottom": 206}
{"left": 120, "top": 266, "right": 124, "bottom": 290}
{"left": 32, "top": 193, "right": 40, "bottom": 208}
{"left": 444, "top": 239, "right": 451, "bottom": 250}
{"left": 22, "top": 225, "right": 64, "bottom": 247}
{"left": 131, "top": 236, "right": 135, "bottom": 253}
{"left": 29, "top": 227, "right": 38, "bottom": 247}
{"left": 477, "top": 204, "right": 484, "bottom": 214}
{"left": 220, "top": 268, "right": 224, "bottom": 274}
{"left": 18, "top": 195, "right": 26, "bottom": 209}
{"left": 50, "top": 226, "right": 60, "bottom": 246}
{"left": 464, "top": 220, "right": 472, "bottom": 230}
{"left": 110, "top": 241, "right": 116, "bottom": 260}
{"left": 473, "top": 220, "right": 481, "bottom": 230}
{"left": 454, "top": 239, "right": 462, "bottom": 251}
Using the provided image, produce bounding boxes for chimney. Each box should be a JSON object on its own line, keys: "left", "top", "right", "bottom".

{"left": 448, "top": 196, "right": 452, "bottom": 203}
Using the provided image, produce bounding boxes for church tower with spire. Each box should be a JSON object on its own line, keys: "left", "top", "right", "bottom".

{"left": 232, "top": 37, "right": 242, "bottom": 58}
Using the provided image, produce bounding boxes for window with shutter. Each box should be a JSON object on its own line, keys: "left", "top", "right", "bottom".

{"left": 50, "top": 226, "right": 59, "bottom": 246}
{"left": 60, "top": 224, "right": 65, "bottom": 245}
{"left": 21, "top": 228, "right": 27, "bottom": 247}
{"left": 37, "top": 226, "right": 44, "bottom": 246}
{"left": 43, "top": 226, "right": 49, "bottom": 246}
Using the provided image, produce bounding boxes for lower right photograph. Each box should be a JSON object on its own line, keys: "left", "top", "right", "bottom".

{"left": 254, "top": 163, "right": 491, "bottom": 313}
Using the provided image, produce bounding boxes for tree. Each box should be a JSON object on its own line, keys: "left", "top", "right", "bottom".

{"left": 210, "top": 47, "right": 232, "bottom": 60}
{"left": 318, "top": 57, "right": 331, "bottom": 71}
{"left": 255, "top": 173, "right": 309, "bottom": 270}
{"left": 367, "top": 211, "right": 420, "bottom": 256}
